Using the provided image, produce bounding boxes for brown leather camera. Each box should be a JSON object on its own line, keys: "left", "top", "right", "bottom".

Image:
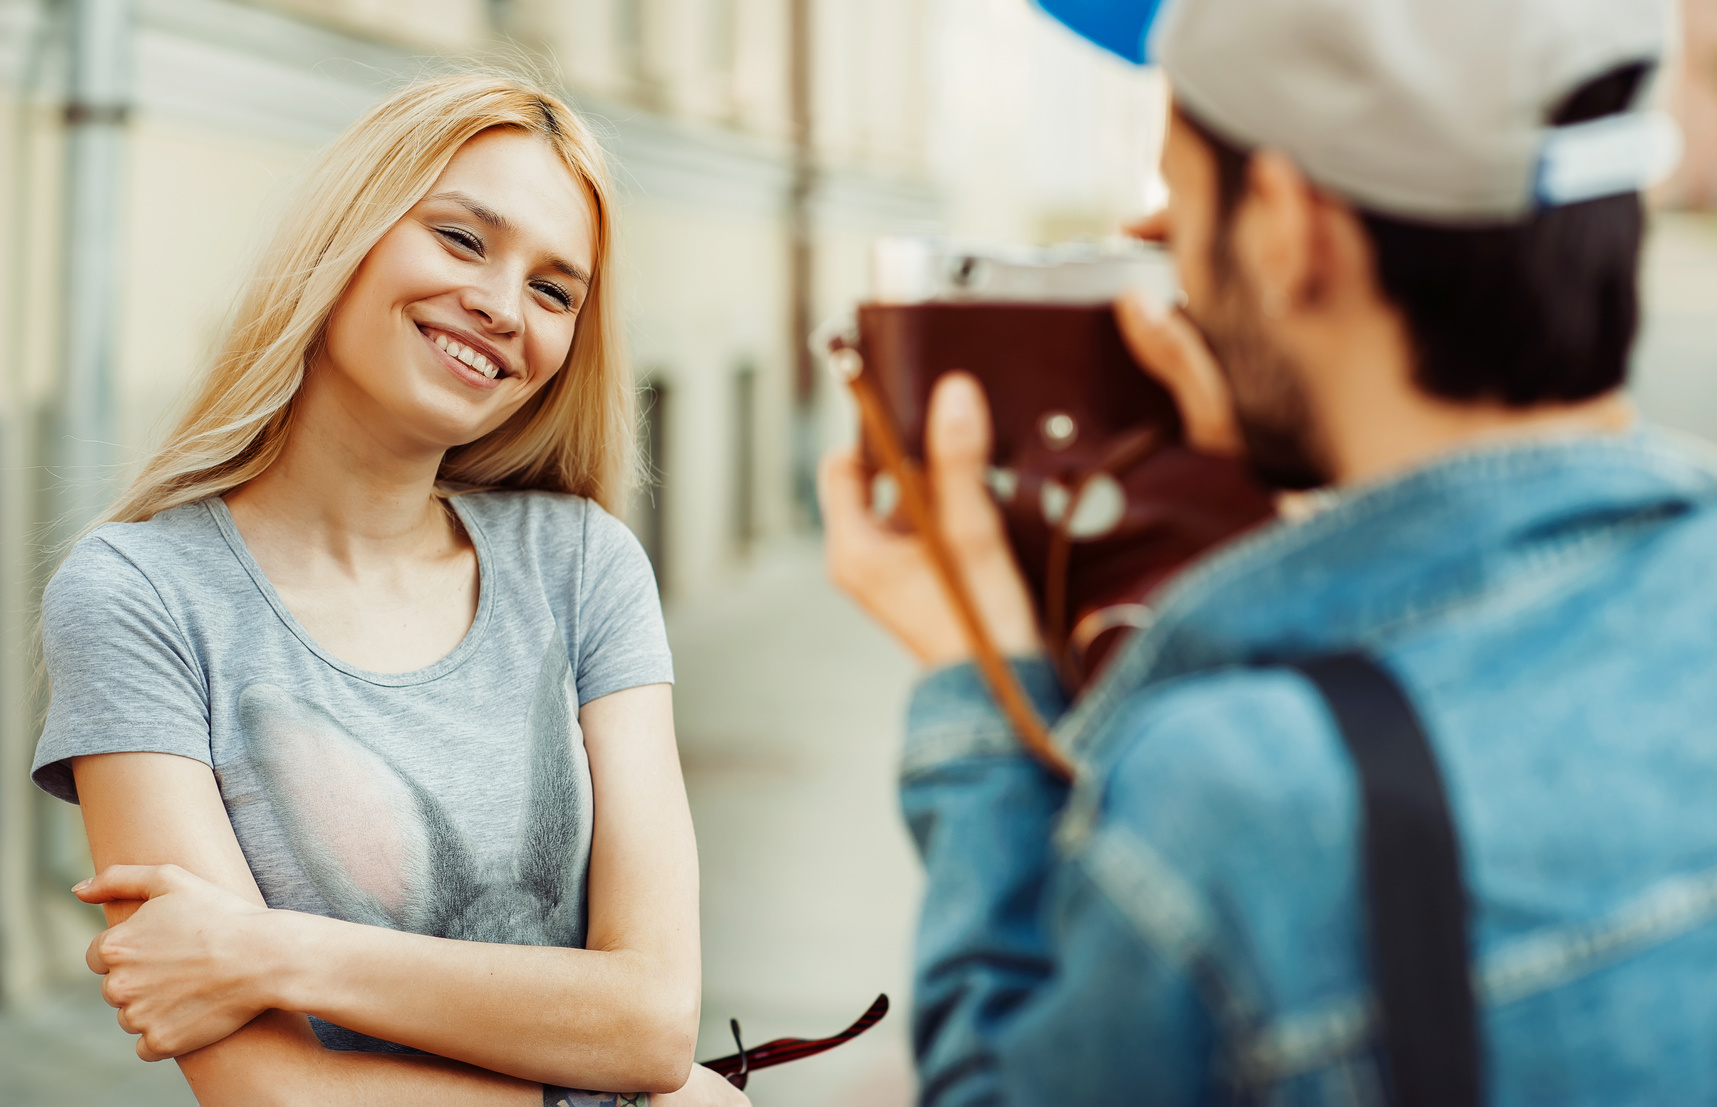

{"left": 830, "top": 241, "right": 1274, "bottom": 772}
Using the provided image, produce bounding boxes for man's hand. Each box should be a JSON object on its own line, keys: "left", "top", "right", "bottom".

{"left": 78, "top": 864, "right": 276, "bottom": 1061}
{"left": 1114, "top": 287, "right": 1245, "bottom": 457}
{"left": 821, "top": 286, "right": 1248, "bottom": 668}
{"left": 820, "top": 371, "right": 1041, "bottom": 667}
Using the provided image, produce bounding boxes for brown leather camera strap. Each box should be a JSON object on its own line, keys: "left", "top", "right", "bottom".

{"left": 1041, "top": 425, "right": 1165, "bottom": 686}
{"left": 834, "top": 347, "right": 1075, "bottom": 781}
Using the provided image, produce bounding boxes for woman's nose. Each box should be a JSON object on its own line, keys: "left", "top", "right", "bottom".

{"left": 463, "top": 276, "right": 523, "bottom": 335}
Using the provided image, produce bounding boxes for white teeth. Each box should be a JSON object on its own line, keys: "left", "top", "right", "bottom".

{"left": 431, "top": 331, "right": 501, "bottom": 380}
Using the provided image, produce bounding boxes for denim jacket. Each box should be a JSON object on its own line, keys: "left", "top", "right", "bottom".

{"left": 900, "top": 429, "right": 1717, "bottom": 1106}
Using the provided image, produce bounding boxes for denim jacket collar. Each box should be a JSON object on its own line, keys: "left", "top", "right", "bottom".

{"left": 1057, "top": 428, "right": 1717, "bottom": 762}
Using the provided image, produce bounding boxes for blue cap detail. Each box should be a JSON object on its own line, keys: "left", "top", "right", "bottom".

{"left": 1034, "top": 0, "right": 1169, "bottom": 65}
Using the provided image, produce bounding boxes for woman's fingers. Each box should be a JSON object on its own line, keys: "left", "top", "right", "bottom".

{"left": 102, "top": 964, "right": 169, "bottom": 1060}
{"left": 1115, "top": 288, "right": 1245, "bottom": 457}
{"left": 75, "top": 863, "right": 183, "bottom": 905}
{"left": 69, "top": 864, "right": 272, "bottom": 1062}
{"left": 87, "top": 930, "right": 114, "bottom": 976}
{"left": 136, "top": 1035, "right": 171, "bottom": 1063}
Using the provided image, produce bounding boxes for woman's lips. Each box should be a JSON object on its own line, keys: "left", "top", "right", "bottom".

{"left": 420, "top": 326, "right": 501, "bottom": 390}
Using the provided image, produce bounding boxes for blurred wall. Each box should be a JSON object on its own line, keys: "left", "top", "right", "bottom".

{"left": 1665, "top": 0, "right": 1717, "bottom": 209}
{"left": 0, "top": 0, "right": 1165, "bottom": 1002}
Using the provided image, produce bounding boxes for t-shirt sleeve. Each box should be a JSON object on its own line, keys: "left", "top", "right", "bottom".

{"left": 573, "top": 501, "right": 674, "bottom": 704}
{"left": 32, "top": 536, "right": 212, "bottom": 804}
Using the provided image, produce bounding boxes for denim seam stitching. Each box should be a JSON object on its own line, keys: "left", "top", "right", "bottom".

{"left": 900, "top": 721, "right": 1025, "bottom": 778}
{"left": 903, "top": 658, "right": 1068, "bottom": 777}
{"left": 1237, "top": 863, "right": 1717, "bottom": 1082}
{"left": 1288, "top": 506, "right": 1673, "bottom": 668}
{"left": 1076, "top": 824, "right": 1267, "bottom": 1042}
{"left": 1481, "top": 863, "right": 1717, "bottom": 1005}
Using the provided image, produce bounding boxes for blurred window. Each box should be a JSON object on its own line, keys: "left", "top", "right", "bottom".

{"left": 618, "top": 0, "right": 663, "bottom": 104}
{"left": 709, "top": 0, "right": 740, "bottom": 120}
{"left": 731, "top": 363, "right": 757, "bottom": 552}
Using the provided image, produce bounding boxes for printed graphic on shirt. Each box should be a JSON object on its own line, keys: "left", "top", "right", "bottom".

{"left": 237, "top": 643, "right": 591, "bottom": 948}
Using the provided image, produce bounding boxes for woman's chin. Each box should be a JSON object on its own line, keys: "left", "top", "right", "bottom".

{"left": 375, "top": 384, "right": 521, "bottom": 454}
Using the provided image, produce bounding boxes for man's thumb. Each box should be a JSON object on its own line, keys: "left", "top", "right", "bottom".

{"left": 925, "top": 372, "right": 1008, "bottom": 553}
{"left": 925, "top": 371, "right": 991, "bottom": 475}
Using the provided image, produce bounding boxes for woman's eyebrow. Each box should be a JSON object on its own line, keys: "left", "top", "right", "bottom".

{"left": 428, "top": 190, "right": 591, "bottom": 288}
{"left": 432, "top": 190, "right": 512, "bottom": 231}
{"left": 545, "top": 257, "right": 591, "bottom": 288}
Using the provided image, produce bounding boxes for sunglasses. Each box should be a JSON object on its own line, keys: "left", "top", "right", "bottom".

{"left": 700, "top": 993, "right": 890, "bottom": 1090}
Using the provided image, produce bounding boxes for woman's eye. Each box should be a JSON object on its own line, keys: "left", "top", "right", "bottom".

{"left": 435, "top": 227, "right": 483, "bottom": 255}
{"left": 533, "top": 281, "right": 574, "bottom": 310}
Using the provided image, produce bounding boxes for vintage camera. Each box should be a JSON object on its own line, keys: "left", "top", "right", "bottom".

{"left": 839, "top": 237, "right": 1275, "bottom": 688}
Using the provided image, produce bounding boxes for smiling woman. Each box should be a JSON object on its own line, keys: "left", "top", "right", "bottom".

{"left": 29, "top": 75, "right": 746, "bottom": 1107}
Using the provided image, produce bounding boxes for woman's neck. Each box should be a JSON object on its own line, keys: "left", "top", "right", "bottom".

{"left": 224, "top": 366, "right": 456, "bottom": 567}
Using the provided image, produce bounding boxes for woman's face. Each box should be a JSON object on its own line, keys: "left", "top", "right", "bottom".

{"left": 316, "top": 127, "right": 595, "bottom": 453}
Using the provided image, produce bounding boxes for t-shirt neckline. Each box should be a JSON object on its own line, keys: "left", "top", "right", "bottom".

{"left": 204, "top": 495, "right": 496, "bottom": 688}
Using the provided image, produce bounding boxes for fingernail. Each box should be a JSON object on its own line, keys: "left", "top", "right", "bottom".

{"left": 935, "top": 375, "right": 978, "bottom": 424}
{"left": 73, "top": 879, "right": 90, "bottom": 892}
{"left": 946, "top": 375, "right": 978, "bottom": 414}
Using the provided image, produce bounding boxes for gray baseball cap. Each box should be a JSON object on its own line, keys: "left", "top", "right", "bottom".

{"left": 1039, "top": 0, "right": 1682, "bottom": 222}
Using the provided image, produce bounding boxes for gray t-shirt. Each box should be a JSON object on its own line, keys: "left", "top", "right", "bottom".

{"left": 34, "top": 491, "right": 673, "bottom": 1053}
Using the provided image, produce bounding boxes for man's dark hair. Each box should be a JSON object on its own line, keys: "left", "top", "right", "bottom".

{"left": 1186, "top": 63, "right": 1651, "bottom": 406}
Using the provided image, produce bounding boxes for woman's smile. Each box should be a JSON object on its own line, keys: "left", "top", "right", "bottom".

{"left": 310, "top": 127, "right": 595, "bottom": 449}
{"left": 418, "top": 323, "right": 512, "bottom": 389}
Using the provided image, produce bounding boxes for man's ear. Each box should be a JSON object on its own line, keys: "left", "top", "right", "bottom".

{"left": 1236, "top": 149, "right": 1318, "bottom": 314}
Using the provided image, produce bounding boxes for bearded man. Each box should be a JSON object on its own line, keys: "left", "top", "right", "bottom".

{"left": 820, "top": 0, "right": 1717, "bottom": 1103}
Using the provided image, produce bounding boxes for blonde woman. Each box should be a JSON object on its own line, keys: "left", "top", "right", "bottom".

{"left": 31, "top": 75, "right": 744, "bottom": 1106}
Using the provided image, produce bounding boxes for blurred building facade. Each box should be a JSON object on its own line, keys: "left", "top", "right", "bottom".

{"left": 1665, "top": 0, "right": 1717, "bottom": 208}
{"left": 0, "top": 0, "right": 1163, "bottom": 1004}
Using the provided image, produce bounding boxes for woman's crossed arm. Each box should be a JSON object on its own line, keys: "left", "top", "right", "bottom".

{"left": 73, "top": 683, "right": 729, "bottom": 1104}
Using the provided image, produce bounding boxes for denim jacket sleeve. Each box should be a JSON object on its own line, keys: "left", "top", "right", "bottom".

{"left": 899, "top": 660, "right": 1216, "bottom": 1106}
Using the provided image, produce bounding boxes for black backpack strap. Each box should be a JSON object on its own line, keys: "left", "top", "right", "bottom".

{"left": 1287, "top": 653, "right": 1482, "bottom": 1107}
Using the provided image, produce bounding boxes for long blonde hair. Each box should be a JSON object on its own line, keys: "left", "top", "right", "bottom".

{"left": 105, "top": 73, "right": 631, "bottom": 523}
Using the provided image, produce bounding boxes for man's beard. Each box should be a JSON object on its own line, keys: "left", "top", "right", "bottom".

{"left": 1187, "top": 271, "right": 1330, "bottom": 491}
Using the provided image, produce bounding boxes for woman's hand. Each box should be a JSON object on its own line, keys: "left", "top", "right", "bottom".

{"left": 648, "top": 1064, "right": 751, "bottom": 1106}
{"left": 77, "top": 863, "right": 279, "bottom": 1061}
{"left": 820, "top": 371, "right": 1041, "bottom": 668}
